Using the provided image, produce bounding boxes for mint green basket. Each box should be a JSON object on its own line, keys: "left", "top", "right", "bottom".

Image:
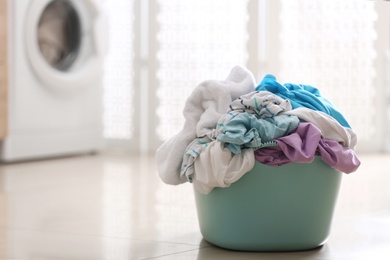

{"left": 194, "top": 157, "right": 342, "bottom": 251}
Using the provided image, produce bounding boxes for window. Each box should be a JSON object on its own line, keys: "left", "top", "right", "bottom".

{"left": 156, "top": 0, "right": 249, "bottom": 141}
{"left": 275, "top": 0, "right": 386, "bottom": 152}
{"left": 103, "top": 0, "right": 135, "bottom": 140}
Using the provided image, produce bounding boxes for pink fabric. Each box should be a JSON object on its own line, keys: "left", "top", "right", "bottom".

{"left": 254, "top": 123, "right": 360, "bottom": 173}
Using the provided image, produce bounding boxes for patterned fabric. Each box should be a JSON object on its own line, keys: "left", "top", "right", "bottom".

{"left": 229, "top": 91, "right": 292, "bottom": 118}
{"left": 217, "top": 113, "right": 299, "bottom": 154}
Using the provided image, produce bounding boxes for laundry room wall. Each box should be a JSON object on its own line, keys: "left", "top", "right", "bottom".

{"left": 0, "top": 0, "right": 7, "bottom": 141}
{"left": 102, "top": 0, "right": 390, "bottom": 154}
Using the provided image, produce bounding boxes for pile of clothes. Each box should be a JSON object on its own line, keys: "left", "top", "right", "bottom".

{"left": 156, "top": 66, "right": 360, "bottom": 194}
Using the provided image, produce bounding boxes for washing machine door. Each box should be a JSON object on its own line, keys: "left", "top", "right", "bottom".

{"left": 25, "top": 0, "right": 108, "bottom": 91}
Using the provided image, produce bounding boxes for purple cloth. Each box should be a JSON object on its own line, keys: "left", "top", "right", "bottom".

{"left": 254, "top": 123, "right": 360, "bottom": 173}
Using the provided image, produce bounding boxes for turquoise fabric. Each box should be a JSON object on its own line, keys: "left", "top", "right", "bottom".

{"left": 217, "top": 113, "right": 299, "bottom": 154}
{"left": 256, "top": 74, "right": 351, "bottom": 128}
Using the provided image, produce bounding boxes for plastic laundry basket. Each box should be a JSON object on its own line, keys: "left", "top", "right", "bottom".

{"left": 194, "top": 157, "right": 342, "bottom": 251}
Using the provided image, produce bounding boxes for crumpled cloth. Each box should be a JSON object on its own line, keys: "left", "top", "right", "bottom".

{"left": 217, "top": 113, "right": 299, "bottom": 154}
{"left": 229, "top": 90, "right": 292, "bottom": 118}
{"left": 282, "top": 107, "right": 357, "bottom": 149}
{"left": 192, "top": 141, "right": 255, "bottom": 194}
{"left": 156, "top": 66, "right": 256, "bottom": 185}
{"left": 180, "top": 90, "right": 294, "bottom": 181}
{"left": 254, "top": 123, "right": 361, "bottom": 173}
{"left": 180, "top": 135, "right": 212, "bottom": 182}
{"left": 256, "top": 74, "right": 351, "bottom": 128}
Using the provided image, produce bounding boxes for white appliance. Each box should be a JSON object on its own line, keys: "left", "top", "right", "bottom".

{"left": 0, "top": 0, "right": 107, "bottom": 162}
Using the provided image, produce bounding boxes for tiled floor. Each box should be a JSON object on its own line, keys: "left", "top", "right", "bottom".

{"left": 0, "top": 151, "right": 389, "bottom": 260}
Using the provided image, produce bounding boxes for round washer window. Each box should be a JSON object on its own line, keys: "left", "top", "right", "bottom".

{"left": 37, "top": 0, "right": 81, "bottom": 71}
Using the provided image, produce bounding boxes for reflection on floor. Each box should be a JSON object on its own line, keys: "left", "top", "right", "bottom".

{"left": 0, "top": 151, "right": 389, "bottom": 259}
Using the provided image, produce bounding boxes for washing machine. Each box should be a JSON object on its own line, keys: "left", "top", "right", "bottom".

{"left": 0, "top": 0, "right": 108, "bottom": 162}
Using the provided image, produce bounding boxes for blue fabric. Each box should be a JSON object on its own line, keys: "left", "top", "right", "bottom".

{"left": 256, "top": 74, "right": 351, "bottom": 128}
{"left": 217, "top": 113, "right": 299, "bottom": 154}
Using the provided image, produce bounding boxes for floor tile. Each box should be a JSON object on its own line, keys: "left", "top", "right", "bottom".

{"left": 0, "top": 228, "right": 201, "bottom": 260}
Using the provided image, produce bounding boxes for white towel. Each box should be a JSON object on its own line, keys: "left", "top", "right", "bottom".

{"left": 156, "top": 66, "right": 256, "bottom": 185}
